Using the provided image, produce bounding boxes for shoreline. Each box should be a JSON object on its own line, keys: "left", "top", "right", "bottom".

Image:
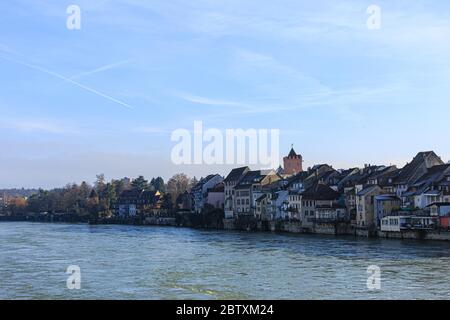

{"left": 2, "top": 215, "right": 450, "bottom": 243}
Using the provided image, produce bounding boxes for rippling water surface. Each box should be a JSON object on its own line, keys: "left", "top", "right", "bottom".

{"left": 1, "top": 222, "right": 449, "bottom": 299}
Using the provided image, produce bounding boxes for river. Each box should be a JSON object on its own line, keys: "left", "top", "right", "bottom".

{"left": 0, "top": 222, "right": 449, "bottom": 299}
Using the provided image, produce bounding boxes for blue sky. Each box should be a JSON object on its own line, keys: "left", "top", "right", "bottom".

{"left": 1, "top": 0, "right": 450, "bottom": 188}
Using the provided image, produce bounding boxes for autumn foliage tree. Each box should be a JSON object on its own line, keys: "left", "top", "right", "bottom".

{"left": 8, "top": 197, "right": 27, "bottom": 216}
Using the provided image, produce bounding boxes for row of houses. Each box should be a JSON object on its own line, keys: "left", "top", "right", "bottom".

{"left": 189, "top": 149, "right": 450, "bottom": 233}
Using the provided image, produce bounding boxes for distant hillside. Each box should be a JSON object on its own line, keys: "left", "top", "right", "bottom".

{"left": 0, "top": 189, "right": 39, "bottom": 198}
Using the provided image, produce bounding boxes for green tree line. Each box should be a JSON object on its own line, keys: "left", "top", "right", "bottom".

{"left": 2, "top": 173, "right": 196, "bottom": 217}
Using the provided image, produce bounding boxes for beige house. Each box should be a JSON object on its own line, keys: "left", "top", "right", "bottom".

{"left": 255, "top": 193, "right": 273, "bottom": 221}
{"left": 300, "top": 183, "right": 341, "bottom": 228}
{"left": 356, "top": 185, "right": 383, "bottom": 229}
{"left": 287, "top": 191, "right": 302, "bottom": 220}
{"left": 223, "top": 167, "right": 250, "bottom": 218}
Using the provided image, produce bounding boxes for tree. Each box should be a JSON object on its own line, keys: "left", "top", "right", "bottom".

{"left": 26, "top": 183, "right": 92, "bottom": 216}
{"left": 189, "top": 176, "right": 199, "bottom": 191}
{"left": 77, "top": 181, "right": 91, "bottom": 212}
{"left": 161, "top": 193, "right": 173, "bottom": 211}
{"left": 62, "top": 184, "right": 80, "bottom": 214}
{"left": 105, "top": 183, "right": 117, "bottom": 213}
{"left": 94, "top": 174, "right": 106, "bottom": 193}
{"left": 27, "top": 189, "right": 50, "bottom": 213}
{"left": 131, "top": 176, "right": 149, "bottom": 191}
{"left": 167, "top": 173, "right": 190, "bottom": 205}
{"left": 87, "top": 189, "right": 99, "bottom": 217}
{"left": 151, "top": 177, "right": 165, "bottom": 192}
{"left": 148, "top": 178, "right": 156, "bottom": 191}
{"left": 8, "top": 197, "right": 27, "bottom": 216}
{"left": 112, "top": 179, "right": 126, "bottom": 196}
{"left": 79, "top": 181, "right": 91, "bottom": 198}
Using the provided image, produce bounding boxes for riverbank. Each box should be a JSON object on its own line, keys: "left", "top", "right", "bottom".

{"left": 0, "top": 213, "right": 90, "bottom": 223}
{"left": 222, "top": 217, "right": 450, "bottom": 242}
{"left": 3, "top": 213, "right": 450, "bottom": 242}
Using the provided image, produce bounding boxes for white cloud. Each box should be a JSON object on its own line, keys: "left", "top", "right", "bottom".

{"left": 132, "top": 127, "right": 170, "bottom": 134}
{"left": 181, "top": 93, "right": 252, "bottom": 109}
{"left": 0, "top": 119, "right": 76, "bottom": 134}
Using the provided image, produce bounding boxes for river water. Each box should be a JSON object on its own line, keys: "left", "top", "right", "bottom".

{"left": 0, "top": 222, "right": 449, "bottom": 299}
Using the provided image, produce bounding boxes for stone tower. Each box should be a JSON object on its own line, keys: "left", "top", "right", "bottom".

{"left": 283, "top": 146, "right": 303, "bottom": 175}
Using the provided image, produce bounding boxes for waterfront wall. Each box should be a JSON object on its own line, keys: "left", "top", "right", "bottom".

{"left": 264, "top": 221, "right": 353, "bottom": 236}
{"left": 355, "top": 228, "right": 370, "bottom": 238}
{"left": 264, "top": 221, "right": 303, "bottom": 233}
{"left": 224, "top": 219, "right": 354, "bottom": 236}
{"left": 378, "top": 230, "right": 450, "bottom": 241}
{"left": 223, "top": 219, "right": 235, "bottom": 230}
{"left": 0, "top": 214, "right": 89, "bottom": 223}
{"left": 144, "top": 217, "right": 176, "bottom": 226}
{"left": 4, "top": 213, "right": 450, "bottom": 242}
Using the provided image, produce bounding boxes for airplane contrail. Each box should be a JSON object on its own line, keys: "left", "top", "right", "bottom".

{"left": 68, "top": 60, "right": 131, "bottom": 80}
{"left": 0, "top": 55, "right": 133, "bottom": 110}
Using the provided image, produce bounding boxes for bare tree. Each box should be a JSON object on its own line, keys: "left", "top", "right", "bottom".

{"left": 167, "top": 173, "right": 191, "bottom": 205}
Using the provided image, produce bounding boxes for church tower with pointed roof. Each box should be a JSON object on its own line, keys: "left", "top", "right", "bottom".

{"left": 283, "top": 145, "right": 303, "bottom": 175}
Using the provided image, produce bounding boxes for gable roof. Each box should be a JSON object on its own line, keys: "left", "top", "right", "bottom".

{"left": 301, "top": 183, "right": 341, "bottom": 201}
{"left": 223, "top": 167, "right": 250, "bottom": 183}
{"left": 395, "top": 151, "right": 444, "bottom": 185}
{"left": 303, "top": 164, "right": 336, "bottom": 190}
{"left": 286, "top": 171, "right": 309, "bottom": 188}
{"left": 208, "top": 182, "right": 224, "bottom": 193}
{"left": 407, "top": 164, "right": 450, "bottom": 195}
{"left": 235, "top": 170, "right": 275, "bottom": 189}
{"left": 337, "top": 168, "right": 362, "bottom": 189}
{"left": 357, "top": 184, "right": 381, "bottom": 196}
{"left": 192, "top": 174, "right": 222, "bottom": 190}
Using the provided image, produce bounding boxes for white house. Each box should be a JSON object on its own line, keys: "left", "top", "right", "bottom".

{"left": 380, "top": 216, "right": 410, "bottom": 232}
